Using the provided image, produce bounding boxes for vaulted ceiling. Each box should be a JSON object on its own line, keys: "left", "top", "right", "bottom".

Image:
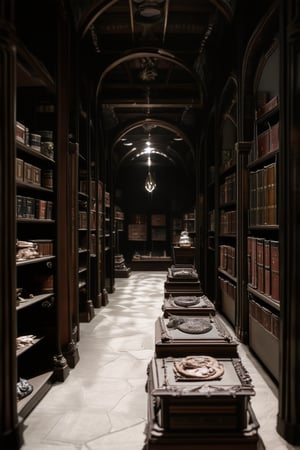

{"left": 69, "top": 0, "right": 237, "bottom": 173}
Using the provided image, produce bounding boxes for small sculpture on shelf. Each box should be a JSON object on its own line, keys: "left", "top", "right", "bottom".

{"left": 178, "top": 230, "right": 191, "bottom": 247}
{"left": 16, "top": 377, "right": 33, "bottom": 401}
{"left": 16, "top": 240, "right": 39, "bottom": 260}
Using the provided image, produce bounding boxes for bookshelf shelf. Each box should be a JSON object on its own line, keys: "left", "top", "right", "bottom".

{"left": 17, "top": 336, "right": 44, "bottom": 357}
{"left": 17, "top": 293, "right": 54, "bottom": 311}
{"left": 248, "top": 285, "right": 280, "bottom": 311}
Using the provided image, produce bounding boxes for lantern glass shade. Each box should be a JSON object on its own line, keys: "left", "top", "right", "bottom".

{"left": 145, "top": 170, "right": 156, "bottom": 192}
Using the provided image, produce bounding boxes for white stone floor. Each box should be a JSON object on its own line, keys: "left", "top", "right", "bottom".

{"left": 21, "top": 271, "right": 300, "bottom": 450}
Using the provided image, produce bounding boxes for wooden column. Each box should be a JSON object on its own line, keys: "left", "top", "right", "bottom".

{"left": 68, "top": 142, "right": 81, "bottom": 344}
{"left": 53, "top": 2, "right": 75, "bottom": 377}
{"left": 0, "top": 3, "right": 24, "bottom": 447}
{"left": 235, "top": 141, "right": 251, "bottom": 342}
{"left": 277, "top": 0, "right": 300, "bottom": 443}
{"left": 196, "top": 137, "right": 205, "bottom": 285}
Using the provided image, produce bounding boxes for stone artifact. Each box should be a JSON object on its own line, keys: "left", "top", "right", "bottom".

{"left": 174, "top": 355, "right": 224, "bottom": 380}
{"left": 167, "top": 316, "right": 213, "bottom": 334}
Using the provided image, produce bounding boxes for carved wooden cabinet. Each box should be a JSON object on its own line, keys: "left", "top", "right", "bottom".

{"left": 145, "top": 356, "right": 260, "bottom": 449}
{"left": 155, "top": 314, "right": 238, "bottom": 358}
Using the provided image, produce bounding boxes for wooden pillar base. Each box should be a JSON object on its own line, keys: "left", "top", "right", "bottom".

{"left": 53, "top": 354, "right": 70, "bottom": 382}
{"left": 63, "top": 341, "right": 80, "bottom": 369}
{"left": 0, "top": 419, "right": 24, "bottom": 450}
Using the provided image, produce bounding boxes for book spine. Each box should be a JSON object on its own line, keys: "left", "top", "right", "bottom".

{"left": 46, "top": 201, "right": 53, "bottom": 220}
{"left": 16, "top": 158, "right": 24, "bottom": 181}
{"left": 268, "top": 162, "right": 277, "bottom": 225}
{"left": 264, "top": 239, "right": 271, "bottom": 296}
{"left": 270, "top": 240, "right": 279, "bottom": 301}
{"left": 251, "top": 236, "right": 257, "bottom": 288}
{"left": 16, "top": 195, "right": 24, "bottom": 218}
{"left": 25, "top": 196, "right": 35, "bottom": 218}
{"left": 35, "top": 199, "right": 47, "bottom": 220}
{"left": 24, "top": 162, "right": 33, "bottom": 184}
{"left": 256, "top": 238, "right": 264, "bottom": 292}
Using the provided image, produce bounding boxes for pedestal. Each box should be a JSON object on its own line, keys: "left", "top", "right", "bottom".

{"left": 155, "top": 314, "right": 238, "bottom": 358}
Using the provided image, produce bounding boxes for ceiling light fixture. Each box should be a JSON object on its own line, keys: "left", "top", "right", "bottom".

{"left": 145, "top": 142, "right": 154, "bottom": 153}
{"left": 145, "top": 155, "right": 156, "bottom": 193}
{"left": 144, "top": 133, "right": 154, "bottom": 153}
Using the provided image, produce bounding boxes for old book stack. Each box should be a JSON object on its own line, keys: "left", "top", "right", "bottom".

{"left": 144, "top": 266, "right": 263, "bottom": 449}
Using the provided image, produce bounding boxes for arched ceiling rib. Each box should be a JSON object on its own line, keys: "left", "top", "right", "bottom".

{"left": 96, "top": 50, "right": 203, "bottom": 101}
{"left": 111, "top": 118, "right": 194, "bottom": 174}
{"left": 69, "top": 0, "right": 237, "bottom": 171}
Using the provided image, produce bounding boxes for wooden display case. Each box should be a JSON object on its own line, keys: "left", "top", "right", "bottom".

{"left": 164, "top": 265, "right": 203, "bottom": 297}
{"left": 162, "top": 294, "right": 216, "bottom": 317}
{"left": 155, "top": 314, "right": 238, "bottom": 358}
{"left": 144, "top": 356, "right": 261, "bottom": 449}
{"left": 172, "top": 246, "right": 196, "bottom": 266}
{"left": 145, "top": 401, "right": 261, "bottom": 450}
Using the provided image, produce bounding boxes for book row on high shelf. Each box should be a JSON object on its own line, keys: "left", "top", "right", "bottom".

{"left": 218, "top": 276, "right": 236, "bottom": 300}
{"left": 218, "top": 275, "right": 236, "bottom": 327}
{"left": 127, "top": 212, "right": 195, "bottom": 247}
{"left": 16, "top": 196, "right": 53, "bottom": 220}
{"left": 16, "top": 158, "right": 54, "bottom": 188}
{"left": 219, "top": 210, "right": 236, "bottom": 234}
{"left": 247, "top": 237, "right": 279, "bottom": 302}
{"left": 249, "top": 298, "right": 279, "bottom": 340}
{"left": 128, "top": 214, "right": 167, "bottom": 238}
{"left": 219, "top": 245, "right": 236, "bottom": 277}
{"left": 249, "top": 161, "right": 277, "bottom": 226}
{"left": 219, "top": 172, "right": 236, "bottom": 204}
{"left": 78, "top": 210, "right": 96, "bottom": 230}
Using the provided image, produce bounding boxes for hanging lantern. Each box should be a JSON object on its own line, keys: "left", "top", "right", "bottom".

{"left": 145, "top": 170, "right": 156, "bottom": 192}
{"left": 145, "top": 155, "right": 156, "bottom": 192}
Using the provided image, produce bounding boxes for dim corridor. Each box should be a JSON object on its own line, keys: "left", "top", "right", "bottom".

{"left": 21, "top": 272, "right": 298, "bottom": 450}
